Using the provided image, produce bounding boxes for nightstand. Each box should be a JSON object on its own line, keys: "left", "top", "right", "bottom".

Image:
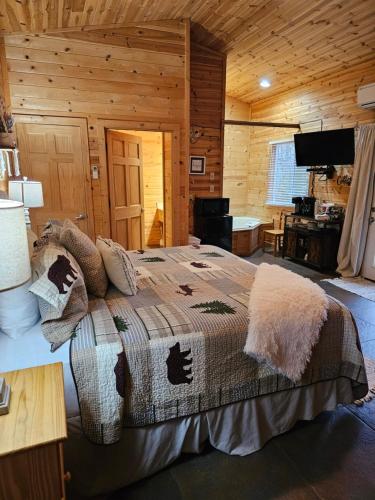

{"left": 0, "top": 363, "right": 68, "bottom": 500}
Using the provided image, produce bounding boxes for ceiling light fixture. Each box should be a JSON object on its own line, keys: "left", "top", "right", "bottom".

{"left": 259, "top": 78, "right": 271, "bottom": 88}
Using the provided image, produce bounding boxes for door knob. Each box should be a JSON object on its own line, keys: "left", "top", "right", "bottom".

{"left": 75, "top": 213, "right": 87, "bottom": 220}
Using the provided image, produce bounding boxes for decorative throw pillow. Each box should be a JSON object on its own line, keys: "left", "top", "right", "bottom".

{"left": 96, "top": 237, "right": 137, "bottom": 296}
{"left": 31, "top": 220, "right": 64, "bottom": 255}
{"left": 60, "top": 220, "right": 108, "bottom": 298}
{"left": 29, "top": 241, "right": 88, "bottom": 351}
{"left": 42, "top": 219, "right": 64, "bottom": 242}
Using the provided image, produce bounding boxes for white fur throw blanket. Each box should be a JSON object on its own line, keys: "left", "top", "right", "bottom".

{"left": 244, "top": 263, "right": 329, "bottom": 382}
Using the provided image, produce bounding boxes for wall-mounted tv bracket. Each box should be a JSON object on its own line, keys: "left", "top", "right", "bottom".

{"left": 306, "top": 165, "right": 335, "bottom": 180}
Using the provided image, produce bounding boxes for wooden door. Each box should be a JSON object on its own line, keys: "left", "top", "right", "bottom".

{"left": 16, "top": 118, "right": 94, "bottom": 238}
{"left": 285, "top": 229, "right": 297, "bottom": 258}
{"left": 107, "top": 130, "right": 144, "bottom": 250}
{"left": 308, "top": 235, "right": 322, "bottom": 266}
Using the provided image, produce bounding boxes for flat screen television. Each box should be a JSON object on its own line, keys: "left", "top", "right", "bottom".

{"left": 294, "top": 128, "right": 355, "bottom": 166}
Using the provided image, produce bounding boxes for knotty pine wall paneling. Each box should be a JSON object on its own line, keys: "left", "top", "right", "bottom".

{"left": 223, "top": 96, "right": 251, "bottom": 215}
{"left": 0, "top": 38, "right": 15, "bottom": 152}
{"left": 1, "top": 1, "right": 374, "bottom": 108}
{"left": 189, "top": 42, "right": 226, "bottom": 232}
{"left": 247, "top": 60, "right": 375, "bottom": 223}
{"left": 0, "top": 38, "right": 12, "bottom": 192}
{"left": 4, "top": 19, "right": 190, "bottom": 244}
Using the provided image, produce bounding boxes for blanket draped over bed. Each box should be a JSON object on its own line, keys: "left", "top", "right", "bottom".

{"left": 70, "top": 245, "right": 368, "bottom": 445}
{"left": 244, "top": 263, "right": 329, "bottom": 382}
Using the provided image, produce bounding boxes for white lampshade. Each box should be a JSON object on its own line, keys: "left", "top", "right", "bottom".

{"left": 8, "top": 178, "right": 44, "bottom": 208}
{"left": 0, "top": 200, "right": 31, "bottom": 291}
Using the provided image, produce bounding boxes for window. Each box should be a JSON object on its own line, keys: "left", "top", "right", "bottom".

{"left": 266, "top": 140, "right": 309, "bottom": 206}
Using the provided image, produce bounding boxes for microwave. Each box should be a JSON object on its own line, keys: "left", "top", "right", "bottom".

{"left": 194, "top": 197, "right": 230, "bottom": 217}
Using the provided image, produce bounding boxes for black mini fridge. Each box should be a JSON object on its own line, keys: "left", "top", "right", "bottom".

{"left": 194, "top": 198, "right": 233, "bottom": 252}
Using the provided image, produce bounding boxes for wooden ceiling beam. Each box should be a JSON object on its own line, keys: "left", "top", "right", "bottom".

{"left": 0, "top": 19, "right": 186, "bottom": 37}
{"left": 225, "top": 120, "right": 301, "bottom": 129}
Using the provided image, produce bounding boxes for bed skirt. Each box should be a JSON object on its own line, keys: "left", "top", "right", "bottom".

{"left": 65, "top": 377, "right": 355, "bottom": 498}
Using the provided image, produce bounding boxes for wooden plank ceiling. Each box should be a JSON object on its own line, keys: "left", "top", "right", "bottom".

{"left": 1, "top": 0, "right": 374, "bottom": 103}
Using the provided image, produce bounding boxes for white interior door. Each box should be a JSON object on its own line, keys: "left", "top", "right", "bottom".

{"left": 362, "top": 185, "right": 375, "bottom": 281}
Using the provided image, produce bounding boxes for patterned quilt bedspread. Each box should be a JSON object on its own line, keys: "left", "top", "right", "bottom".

{"left": 70, "top": 245, "right": 368, "bottom": 444}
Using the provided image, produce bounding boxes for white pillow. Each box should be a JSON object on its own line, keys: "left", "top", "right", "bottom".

{"left": 96, "top": 237, "right": 137, "bottom": 295}
{"left": 0, "top": 279, "right": 40, "bottom": 339}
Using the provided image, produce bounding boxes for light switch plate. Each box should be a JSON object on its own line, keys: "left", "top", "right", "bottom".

{"left": 209, "top": 185, "right": 214, "bottom": 193}
{"left": 91, "top": 165, "right": 99, "bottom": 180}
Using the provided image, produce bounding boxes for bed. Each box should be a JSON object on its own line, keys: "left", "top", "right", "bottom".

{"left": 0, "top": 244, "right": 368, "bottom": 498}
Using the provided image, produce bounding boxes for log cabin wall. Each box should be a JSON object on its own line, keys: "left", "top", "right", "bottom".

{"left": 223, "top": 96, "right": 251, "bottom": 216}
{"left": 0, "top": 38, "right": 15, "bottom": 151}
{"left": 189, "top": 42, "right": 226, "bottom": 233}
{"left": 3, "top": 19, "right": 190, "bottom": 245}
{"left": 0, "top": 39, "right": 17, "bottom": 194}
{"left": 225, "top": 60, "right": 375, "bottom": 224}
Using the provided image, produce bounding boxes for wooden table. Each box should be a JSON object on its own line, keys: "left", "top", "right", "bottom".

{"left": 0, "top": 363, "right": 68, "bottom": 500}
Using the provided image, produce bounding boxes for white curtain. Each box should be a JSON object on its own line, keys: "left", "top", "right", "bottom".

{"left": 337, "top": 124, "right": 375, "bottom": 277}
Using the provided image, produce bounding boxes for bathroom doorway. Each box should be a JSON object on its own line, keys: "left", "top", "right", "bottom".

{"left": 106, "top": 129, "right": 173, "bottom": 250}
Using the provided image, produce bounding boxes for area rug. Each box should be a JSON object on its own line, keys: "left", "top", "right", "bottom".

{"left": 322, "top": 277, "right": 375, "bottom": 302}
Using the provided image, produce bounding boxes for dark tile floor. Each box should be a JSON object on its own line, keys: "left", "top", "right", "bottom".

{"left": 111, "top": 251, "right": 375, "bottom": 500}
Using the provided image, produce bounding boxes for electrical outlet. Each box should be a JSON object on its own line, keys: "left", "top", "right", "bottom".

{"left": 210, "top": 172, "right": 215, "bottom": 180}
{"left": 209, "top": 185, "right": 214, "bottom": 193}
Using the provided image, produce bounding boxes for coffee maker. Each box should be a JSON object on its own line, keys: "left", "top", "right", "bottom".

{"left": 292, "top": 197, "right": 316, "bottom": 217}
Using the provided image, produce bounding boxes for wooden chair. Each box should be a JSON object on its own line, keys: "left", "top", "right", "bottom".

{"left": 263, "top": 212, "right": 288, "bottom": 256}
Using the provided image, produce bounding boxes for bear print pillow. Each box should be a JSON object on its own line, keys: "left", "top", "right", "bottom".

{"left": 30, "top": 242, "right": 80, "bottom": 313}
{"left": 29, "top": 241, "right": 88, "bottom": 351}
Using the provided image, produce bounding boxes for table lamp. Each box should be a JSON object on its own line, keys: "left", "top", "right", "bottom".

{"left": 8, "top": 177, "right": 44, "bottom": 226}
{"left": 0, "top": 199, "right": 31, "bottom": 415}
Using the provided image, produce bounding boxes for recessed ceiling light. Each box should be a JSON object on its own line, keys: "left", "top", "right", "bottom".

{"left": 260, "top": 78, "right": 271, "bottom": 88}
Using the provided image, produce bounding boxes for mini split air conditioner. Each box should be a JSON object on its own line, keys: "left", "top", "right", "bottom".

{"left": 357, "top": 83, "right": 375, "bottom": 110}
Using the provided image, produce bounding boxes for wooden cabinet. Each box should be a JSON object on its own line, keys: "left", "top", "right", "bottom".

{"left": 0, "top": 364, "right": 67, "bottom": 500}
{"left": 283, "top": 217, "right": 341, "bottom": 272}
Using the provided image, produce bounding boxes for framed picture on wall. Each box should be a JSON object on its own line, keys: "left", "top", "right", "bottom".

{"left": 189, "top": 156, "right": 206, "bottom": 175}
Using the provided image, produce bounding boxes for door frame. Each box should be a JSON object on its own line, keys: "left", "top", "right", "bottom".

{"left": 14, "top": 114, "right": 95, "bottom": 240}
{"left": 97, "top": 119, "right": 180, "bottom": 246}
{"left": 106, "top": 128, "right": 172, "bottom": 249}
